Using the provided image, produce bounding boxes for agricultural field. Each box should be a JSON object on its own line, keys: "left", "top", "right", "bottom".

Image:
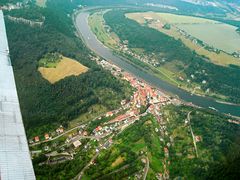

{"left": 126, "top": 12, "right": 240, "bottom": 66}
{"left": 178, "top": 23, "right": 240, "bottom": 54}
{"left": 38, "top": 56, "right": 88, "bottom": 84}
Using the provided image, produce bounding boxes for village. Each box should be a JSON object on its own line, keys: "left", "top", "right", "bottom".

{"left": 29, "top": 53, "right": 185, "bottom": 178}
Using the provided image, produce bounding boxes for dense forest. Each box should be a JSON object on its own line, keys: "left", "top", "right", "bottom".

{"left": 5, "top": 0, "right": 131, "bottom": 137}
{"left": 104, "top": 10, "right": 240, "bottom": 103}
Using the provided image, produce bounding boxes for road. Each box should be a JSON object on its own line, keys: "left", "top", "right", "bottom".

{"left": 100, "top": 164, "right": 130, "bottom": 178}
{"left": 29, "top": 111, "right": 109, "bottom": 147}
{"left": 143, "top": 157, "right": 149, "bottom": 180}
{"left": 74, "top": 151, "right": 100, "bottom": 180}
{"left": 29, "top": 123, "right": 86, "bottom": 147}
{"left": 187, "top": 111, "right": 199, "bottom": 158}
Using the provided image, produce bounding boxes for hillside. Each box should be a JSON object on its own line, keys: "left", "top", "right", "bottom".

{"left": 3, "top": 0, "right": 240, "bottom": 179}
{"left": 103, "top": 10, "right": 240, "bottom": 103}
{"left": 33, "top": 105, "right": 240, "bottom": 179}
{"left": 5, "top": 0, "right": 132, "bottom": 137}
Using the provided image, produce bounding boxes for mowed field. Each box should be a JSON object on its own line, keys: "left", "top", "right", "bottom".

{"left": 126, "top": 12, "right": 240, "bottom": 66}
{"left": 38, "top": 56, "right": 88, "bottom": 84}
{"left": 178, "top": 23, "right": 240, "bottom": 54}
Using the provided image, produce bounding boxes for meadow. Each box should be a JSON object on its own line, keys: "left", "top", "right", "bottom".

{"left": 127, "top": 12, "right": 240, "bottom": 66}
{"left": 178, "top": 23, "right": 240, "bottom": 54}
{"left": 38, "top": 56, "right": 88, "bottom": 84}
{"left": 89, "top": 11, "right": 119, "bottom": 48}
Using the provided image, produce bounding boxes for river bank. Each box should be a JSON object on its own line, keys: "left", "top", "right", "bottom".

{"left": 74, "top": 7, "right": 240, "bottom": 117}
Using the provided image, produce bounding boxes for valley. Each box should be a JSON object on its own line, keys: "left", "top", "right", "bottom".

{"left": 1, "top": 0, "right": 240, "bottom": 179}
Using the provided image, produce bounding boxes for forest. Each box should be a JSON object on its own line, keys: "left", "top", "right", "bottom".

{"left": 162, "top": 105, "right": 240, "bottom": 179}
{"left": 5, "top": 0, "right": 131, "bottom": 137}
{"left": 104, "top": 10, "right": 240, "bottom": 103}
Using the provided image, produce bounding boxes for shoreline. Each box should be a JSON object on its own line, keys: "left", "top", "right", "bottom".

{"left": 73, "top": 7, "right": 240, "bottom": 117}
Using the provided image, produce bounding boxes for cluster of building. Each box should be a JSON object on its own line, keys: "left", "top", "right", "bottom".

{"left": 123, "top": 72, "right": 169, "bottom": 107}
{"left": 31, "top": 53, "right": 178, "bottom": 169}
{"left": 29, "top": 125, "right": 64, "bottom": 144}
{"left": 117, "top": 42, "right": 160, "bottom": 67}
{"left": 92, "top": 111, "right": 139, "bottom": 138}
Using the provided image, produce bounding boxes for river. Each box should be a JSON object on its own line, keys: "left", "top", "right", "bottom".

{"left": 75, "top": 10, "right": 240, "bottom": 117}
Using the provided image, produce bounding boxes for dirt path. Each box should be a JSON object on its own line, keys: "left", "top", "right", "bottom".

{"left": 188, "top": 111, "right": 199, "bottom": 158}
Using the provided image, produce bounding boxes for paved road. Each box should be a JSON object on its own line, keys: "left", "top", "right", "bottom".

{"left": 29, "top": 112, "right": 108, "bottom": 147}
{"left": 74, "top": 151, "right": 100, "bottom": 180}
{"left": 29, "top": 124, "right": 86, "bottom": 147}
{"left": 187, "top": 111, "right": 199, "bottom": 158}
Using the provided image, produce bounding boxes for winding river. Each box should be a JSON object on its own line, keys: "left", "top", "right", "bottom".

{"left": 75, "top": 9, "right": 240, "bottom": 117}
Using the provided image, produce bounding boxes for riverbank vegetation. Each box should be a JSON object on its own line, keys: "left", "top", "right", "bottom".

{"left": 104, "top": 10, "right": 240, "bottom": 104}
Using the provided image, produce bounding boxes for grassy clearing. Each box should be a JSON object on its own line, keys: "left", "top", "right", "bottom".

{"left": 38, "top": 56, "right": 88, "bottom": 84}
{"left": 126, "top": 12, "right": 240, "bottom": 67}
{"left": 69, "top": 104, "right": 107, "bottom": 128}
{"left": 111, "top": 156, "right": 125, "bottom": 167}
{"left": 89, "top": 11, "right": 119, "bottom": 48}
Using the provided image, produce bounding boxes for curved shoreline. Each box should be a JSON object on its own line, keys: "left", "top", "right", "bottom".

{"left": 74, "top": 7, "right": 240, "bottom": 117}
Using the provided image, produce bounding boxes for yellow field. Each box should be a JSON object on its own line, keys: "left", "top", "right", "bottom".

{"left": 126, "top": 12, "right": 240, "bottom": 67}
{"left": 38, "top": 56, "right": 88, "bottom": 84}
{"left": 111, "top": 156, "right": 125, "bottom": 167}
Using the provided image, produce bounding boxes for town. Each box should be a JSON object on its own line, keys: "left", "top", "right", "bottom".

{"left": 29, "top": 53, "right": 183, "bottom": 179}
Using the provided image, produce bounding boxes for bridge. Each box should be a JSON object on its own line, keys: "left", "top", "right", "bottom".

{"left": 0, "top": 10, "right": 35, "bottom": 180}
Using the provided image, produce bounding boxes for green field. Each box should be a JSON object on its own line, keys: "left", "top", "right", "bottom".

{"left": 89, "top": 11, "right": 119, "bottom": 48}
{"left": 38, "top": 52, "right": 62, "bottom": 68}
{"left": 154, "top": 13, "right": 240, "bottom": 55}
{"left": 178, "top": 23, "right": 240, "bottom": 54}
{"left": 127, "top": 12, "right": 240, "bottom": 66}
